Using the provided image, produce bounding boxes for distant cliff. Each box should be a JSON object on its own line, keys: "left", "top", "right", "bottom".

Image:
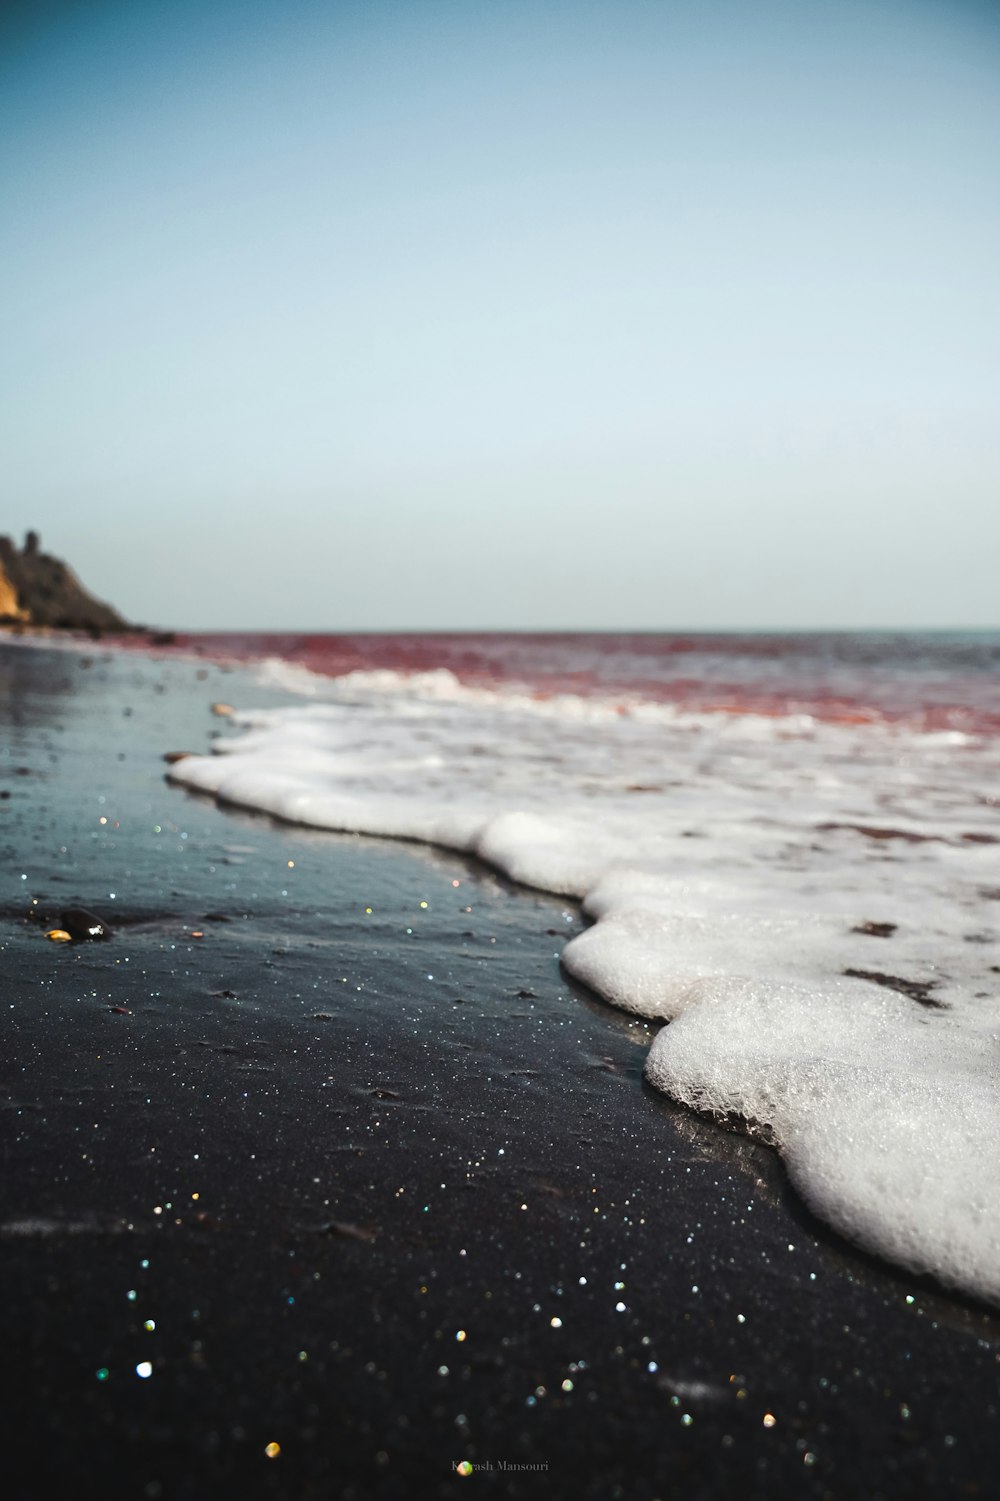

{"left": 0, "top": 531, "right": 133, "bottom": 633}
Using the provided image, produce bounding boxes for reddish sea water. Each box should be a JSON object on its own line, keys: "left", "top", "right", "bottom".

{"left": 166, "top": 630, "right": 1000, "bottom": 734}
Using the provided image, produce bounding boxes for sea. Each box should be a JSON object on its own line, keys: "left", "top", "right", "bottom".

{"left": 154, "top": 630, "right": 1000, "bottom": 1307}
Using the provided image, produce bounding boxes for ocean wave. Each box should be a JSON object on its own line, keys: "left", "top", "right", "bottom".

{"left": 251, "top": 655, "right": 978, "bottom": 745}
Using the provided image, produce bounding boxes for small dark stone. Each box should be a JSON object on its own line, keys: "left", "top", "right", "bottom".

{"left": 852, "top": 921, "right": 898, "bottom": 938}
{"left": 818, "top": 822, "right": 937, "bottom": 844}
{"left": 61, "top": 907, "right": 112, "bottom": 941}
{"left": 317, "top": 1219, "right": 376, "bottom": 1244}
{"left": 844, "top": 968, "right": 946, "bottom": 1008}
{"left": 515, "top": 988, "right": 537, "bottom": 998}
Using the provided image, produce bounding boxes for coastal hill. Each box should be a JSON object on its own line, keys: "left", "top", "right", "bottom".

{"left": 0, "top": 531, "right": 132, "bottom": 633}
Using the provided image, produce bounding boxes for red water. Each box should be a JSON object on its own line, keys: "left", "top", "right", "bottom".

{"left": 138, "top": 630, "right": 1000, "bottom": 735}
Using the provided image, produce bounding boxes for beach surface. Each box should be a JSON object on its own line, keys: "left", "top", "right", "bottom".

{"left": 3, "top": 640, "right": 1000, "bottom": 1500}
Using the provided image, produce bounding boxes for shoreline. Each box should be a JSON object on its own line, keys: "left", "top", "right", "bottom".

{"left": 3, "top": 641, "right": 1000, "bottom": 1498}
{"left": 165, "top": 639, "right": 1000, "bottom": 1309}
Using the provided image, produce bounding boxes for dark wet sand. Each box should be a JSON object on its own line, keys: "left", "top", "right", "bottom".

{"left": 2, "top": 641, "right": 999, "bottom": 1501}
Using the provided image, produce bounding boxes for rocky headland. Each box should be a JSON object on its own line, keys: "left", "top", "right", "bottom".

{"left": 0, "top": 531, "right": 134, "bottom": 634}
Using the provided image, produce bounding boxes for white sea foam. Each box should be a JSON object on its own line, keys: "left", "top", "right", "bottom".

{"left": 646, "top": 977, "right": 1000, "bottom": 1302}
{"left": 168, "top": 668, "right": 1000, "bottom": 1304}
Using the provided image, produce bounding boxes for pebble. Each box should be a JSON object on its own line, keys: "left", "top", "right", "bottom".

{"left": 61, "top": 908, "right": 113, "bottom": 941}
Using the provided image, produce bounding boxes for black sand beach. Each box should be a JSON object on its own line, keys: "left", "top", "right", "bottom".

{"left": 3, "top": 641, "right": 1000, "bottom": 1501}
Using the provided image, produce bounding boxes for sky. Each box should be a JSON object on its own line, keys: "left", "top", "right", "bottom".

{"left": 1, "top": 0, "right": 998, "bottom": 631}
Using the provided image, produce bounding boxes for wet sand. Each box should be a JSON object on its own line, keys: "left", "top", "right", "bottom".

{"left": 2, "top": 640, "right": 999, "bottom": 1501}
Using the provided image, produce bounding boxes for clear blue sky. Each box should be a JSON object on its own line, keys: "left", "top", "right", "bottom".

{"left": 1, "top": 0, "right": 998, "bottom": 629}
